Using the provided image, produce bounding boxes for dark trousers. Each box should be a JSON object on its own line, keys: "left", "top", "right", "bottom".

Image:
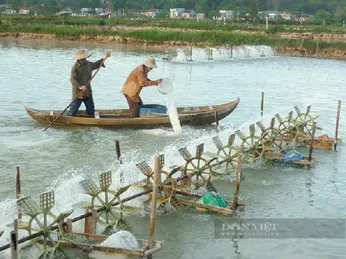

{"left": 124, "top": 94, "right": 143, "bottom": 118}
{"left": 68, "top": 97, "right": 95, "bottom": 116}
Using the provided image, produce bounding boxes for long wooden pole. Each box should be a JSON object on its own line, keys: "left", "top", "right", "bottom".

{"left": 15, "top": 167, "right": 21, "bottom": 220}
{"left": 147, "top": 156, "right": 161, "bottom": 258}
{"left": 44, "top": 56, "right": 109, "bottom": 131}
{"left": 334, "top": 100, "right": 341, "bottom": 151}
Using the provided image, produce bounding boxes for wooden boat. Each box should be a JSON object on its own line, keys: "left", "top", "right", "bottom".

{"left": 24, "top": 98, "right": 239, "bottom": 129}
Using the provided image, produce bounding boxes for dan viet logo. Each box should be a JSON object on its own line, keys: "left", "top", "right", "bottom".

{"left": 219, "top": 220, "right": 279, "bottom": 238}
{"left": 215, "top": 218, "right": 346, "bottom": 239}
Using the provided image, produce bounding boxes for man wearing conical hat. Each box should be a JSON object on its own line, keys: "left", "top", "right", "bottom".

{"left": 68, "top": 49, "right": 111, "bottom": 116}
{"left": 121, "top": 57, "right": 163, "bottom": 118}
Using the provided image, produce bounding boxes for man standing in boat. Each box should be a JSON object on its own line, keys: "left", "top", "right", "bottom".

{"left": 68, "top": 49, "right": 111, "bottom": 116}
{"left": 121, "top": 57, "right": 162, "bottom": 118}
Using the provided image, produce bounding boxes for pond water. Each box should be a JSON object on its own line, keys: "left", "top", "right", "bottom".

{"left": 0, "top": 38, "right": 345, "bottom": 259}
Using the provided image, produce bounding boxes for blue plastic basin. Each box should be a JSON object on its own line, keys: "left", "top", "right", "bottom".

{"left": 139, "top": 104, "right": 168, "bottom": 117}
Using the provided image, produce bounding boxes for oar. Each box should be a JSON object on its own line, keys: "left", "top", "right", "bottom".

{"left": 44, "top": 56, "right": 109, "bottom": 131}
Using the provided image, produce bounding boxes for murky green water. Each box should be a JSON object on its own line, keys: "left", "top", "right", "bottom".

{"left": 0, "top": 38, "right": 345, "bottom": 259}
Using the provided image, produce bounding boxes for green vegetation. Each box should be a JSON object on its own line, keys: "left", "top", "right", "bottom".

{"left": 1, "top": 15, "right": 346, "bottom": 52}
{"left": 0, "top": 23, "right": 266, "bottom": 45}
{"left": 2, "top": 15, "right": 346, "bottom": 35}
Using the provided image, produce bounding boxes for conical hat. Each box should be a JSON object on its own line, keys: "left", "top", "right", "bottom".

{"left": 143, "top": 57, "right": 158, "bottom": 68}
{"left": 73, "top": 49, "right": 92, "bottom": 60}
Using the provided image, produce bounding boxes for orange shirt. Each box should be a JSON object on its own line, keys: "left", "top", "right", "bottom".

{"left": 121, "top": 64, "right": 159, "bottom": 102}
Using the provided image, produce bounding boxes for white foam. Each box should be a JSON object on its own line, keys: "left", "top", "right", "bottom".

{"left": 167, "top": 95, "right": 182, "bottom": 134}
{"left": 168, "top": 45, "right": 275, "bottom": 63}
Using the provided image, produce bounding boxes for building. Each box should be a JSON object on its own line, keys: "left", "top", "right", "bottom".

{"left": 169, "top": 8, "right": 185, "bottom": 18}
{"left": 219, "top": 10, "right": 233, "bottom": 20}
{"left": 140, "top": 9, "right": 159, "bottom": 18}
{"left": 2, "top": 9, "right": 16, "bottom": 15}
{"left": 181, "top": 9, "right": 196, "bottom": 19}
{"left": 19, "top": 9, "right": 30, "bottom": 15}
{"left": 95, "top": 8, "right": 104, "bottom": 15}
{"left": 55, "top": 8, "right": 72, "bottom": 17}
{"left": 297, "top": 14, "right": 312, "bottom": 22}
{"left": 80, "top": 8, "right": 92, "bottom": 15}
{"left": 266, "top": 11, "right": 280, "bottom": 19}
{"left": 196, "top": 13, "right": 205, "bottom": 20}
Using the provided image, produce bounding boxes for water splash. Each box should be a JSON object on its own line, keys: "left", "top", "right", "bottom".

{"left": 167, "top": 95, "right": 182, "bottom": 134}
{"left": 165, "top": 45, "right": 275, "bottom": 63}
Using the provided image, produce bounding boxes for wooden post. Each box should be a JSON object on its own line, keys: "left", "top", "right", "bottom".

{"left": 299, "top": 39, "right": 304, "bottom": 50}
{"left": 232, "top": 147, "right": 243, "bottom": 209}
{"left": 64, "top": 218, "right": 72, "bottom": 234}
{"left": 115, "top": 140, "right": 124, "bottom": 183}
{"left": 114, "top": 140, "right": 122, "bottom": 164}
{"left": 260, "top": 92, "right": 264, "bottom": 117}
{"left": 334, "top": 100, "right": 341, "bottom": 151}
{"left": 214, "top": 110, "right": 219, "bottom": 132}
{"left": 84, "top": 209, "right": 97, "bottom": 234}
{"left": 188, "top": 46, "right": 192, "bottom": 62}
{"left": 308, "top": 122, "right": 317, "bottom": 162}
{"left": 147, "top": 156, "right": 161, "bottom": 258}
{"left": 15, "top": 167, "right": 21, "bottom": 220}
{"left": 10, "top": 220, "right": 18, "bottom": 259}
{"left": 208, "top": 48, "right": 213, "bottom": 60}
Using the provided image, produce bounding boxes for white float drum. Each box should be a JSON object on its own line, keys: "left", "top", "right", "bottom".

{"left": 89, "top": 230, "right": 139, "bottom": 259}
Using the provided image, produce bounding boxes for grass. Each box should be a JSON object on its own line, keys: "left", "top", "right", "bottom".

{"left": 2, "top": 15, "right": 346, "bottom": 51}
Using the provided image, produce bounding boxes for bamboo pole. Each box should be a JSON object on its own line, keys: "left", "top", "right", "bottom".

{"left": 334, "top": 100, "right": 341, "bottom": 151}
{"left": 147, "top": 156, "right": 161, "bottom": 258}
{"left": 261, "top": 92, "right": 264, "bottom": 117}
{"left": 10, "top": 220, "right": 18, "bottom": 259}
{"left": 308, "top": 122, "right": 317, "bottom": 162}
{"left": 15, "top": 167, "right": 21, "bottom": 220}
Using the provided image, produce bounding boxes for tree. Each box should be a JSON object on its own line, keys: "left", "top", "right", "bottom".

{"left": 156, "top": 8, "right": 169, "bottom": 17}
{"left": 249, "top": 0, "right": 259, "bottom": 19}
{"left": 314, "top": 10, "right": 333, "bottom": 24}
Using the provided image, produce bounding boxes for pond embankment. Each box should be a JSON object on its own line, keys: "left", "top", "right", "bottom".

{"left": 2, "top": 27, "right": 346, "bottom": 60}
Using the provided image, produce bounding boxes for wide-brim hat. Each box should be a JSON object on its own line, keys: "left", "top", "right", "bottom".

{"left": 143, "top": 57, "right": 158, "bottom": 68}
{"left": 73, "top": 49, "right": 92, "bottom": 60}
